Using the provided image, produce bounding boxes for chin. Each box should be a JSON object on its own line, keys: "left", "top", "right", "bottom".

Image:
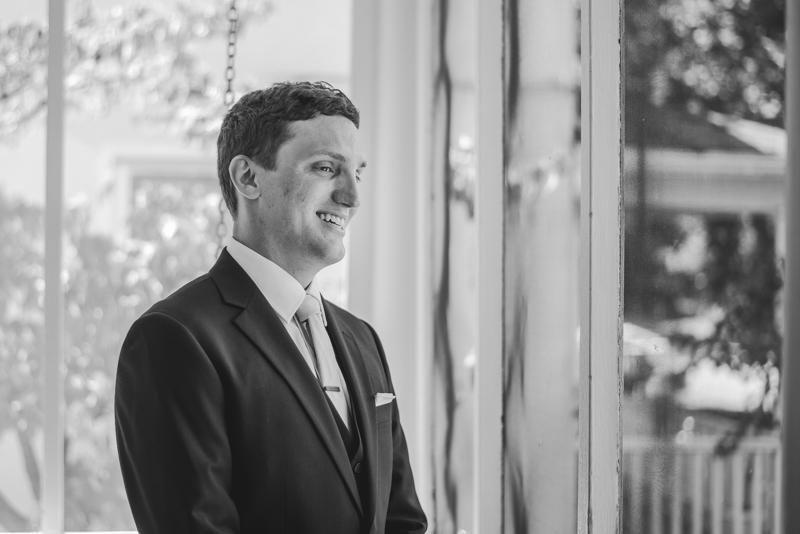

{"left": 327, "top": 248, "right": 346, "bottom": 265}
{"left": 314, "top": 244, "right": 346, "bottom": 269}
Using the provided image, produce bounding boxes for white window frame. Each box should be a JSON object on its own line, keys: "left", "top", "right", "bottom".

{"left": 469, "top": 0, "right": 625, "bottom": 531}
{"left": 43, "top": 0, "right": 65, "bottom": 531}
{"left": 474, "top": 0, "right": 504, "bottom": 531}
{"left": 782, "top": 1, "right": 800, "bottom": 533}
{"left": 577, "top": 0, "right": 623, "bottom": 533}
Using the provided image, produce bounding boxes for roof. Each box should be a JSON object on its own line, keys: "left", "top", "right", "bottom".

{"left": 625, "top": 103, "right": 784, "bottom": 155}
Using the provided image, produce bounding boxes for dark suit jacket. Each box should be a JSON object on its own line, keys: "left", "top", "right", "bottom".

{"left": 115, "top": 249, "right": 426, "bottom": 534}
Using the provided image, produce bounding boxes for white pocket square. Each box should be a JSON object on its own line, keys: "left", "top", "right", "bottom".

{"left": 374, "top": 393, "right": 395, "bottom": 406}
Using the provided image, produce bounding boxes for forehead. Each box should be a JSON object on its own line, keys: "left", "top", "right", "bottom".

{"left": 282, "top": 115, "right": 365, "bottom": 162}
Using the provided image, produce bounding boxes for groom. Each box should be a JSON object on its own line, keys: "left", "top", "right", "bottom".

{"left": 115, "top": 81, "right": 427, "bottom": 534}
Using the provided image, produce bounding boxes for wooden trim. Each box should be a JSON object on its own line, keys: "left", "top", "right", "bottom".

{"left": 413, "top": 0, "right": 434, "bottom": 518}
{"left": 578, "top": 0, "right": 591, "bottom": 526}
{"left": 43, "top": 0, "right": 66, "bottom": 532}
{"left": 579, "top": 0, "right": 624, "bottom": 532}
{"left": 474, "top": 0, "right": 504, "bottom": 531}
{"left": 781, "top": 2, "right": 799, "bottom": 533}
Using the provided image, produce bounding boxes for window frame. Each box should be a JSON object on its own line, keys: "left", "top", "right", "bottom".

{"left": 782, "top": 1, "right": 800, "bottom": 533}
{"left": 577, "top": 0, "right": 624, "bottom": 533}
{"left": 43, "top": 0, "right": 66, "bottom": 531}
{"left": 474, "top": 0, "right": 504, "bottom": 531}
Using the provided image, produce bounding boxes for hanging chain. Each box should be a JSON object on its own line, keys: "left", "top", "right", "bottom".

{"left": 217, "top": 0, "right": 238, "bottom": 257}
{"left": 224, "top": 1, "right": 239, "bottom": 108}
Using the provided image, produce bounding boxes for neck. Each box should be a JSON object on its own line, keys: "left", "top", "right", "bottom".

{"left": 232, "top": 225, "right": 317, "bottom": 288}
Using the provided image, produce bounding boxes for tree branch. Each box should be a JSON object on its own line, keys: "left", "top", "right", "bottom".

{"left": 17, "top": 426, "right": 41, "bottom": 502}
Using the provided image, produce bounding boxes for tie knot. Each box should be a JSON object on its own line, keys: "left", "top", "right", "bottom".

{"left": 296, "top": 293, "right": 322, "bottom": 323}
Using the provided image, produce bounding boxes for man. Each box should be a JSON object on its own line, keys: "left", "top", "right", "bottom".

{"left": 115, "top": 81, "right": 427, "bottom": 534}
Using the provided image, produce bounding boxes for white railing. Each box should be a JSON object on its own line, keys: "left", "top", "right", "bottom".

{"left": 624, "top": 436, "right": 782, "bottom": 534}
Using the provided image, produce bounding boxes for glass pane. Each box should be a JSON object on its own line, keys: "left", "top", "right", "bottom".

{"left": 430, "top": 0, "right": 478, "bottom": 531}
{"left": 56, "top": 0, "right": 352, "bottom": 529}
{"left": 0, "top": 2, "right": 48, "bottom": 530}
{"left": 622, "top": 1, "right": 786, "bottom": 533}
{"left": 502, "top": 0, "right": 581, "bottom": 531}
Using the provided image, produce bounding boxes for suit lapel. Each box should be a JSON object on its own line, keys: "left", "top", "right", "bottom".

{"left": 323, "top": 300, "right": 378, "bottom": 527}
{"left": 210, "top": 251, "right": 362, "bottom": 515}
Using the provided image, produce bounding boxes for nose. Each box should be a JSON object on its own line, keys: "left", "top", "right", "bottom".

{"left": 333, "top": 170, "right": 361, "bottom": 209}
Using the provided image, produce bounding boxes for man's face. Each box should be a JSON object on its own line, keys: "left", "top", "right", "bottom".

{"left": 250, "top": 114, "right": 365, "bottom": 276}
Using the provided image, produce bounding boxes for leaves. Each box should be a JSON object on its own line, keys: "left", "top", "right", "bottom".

{"left": 0, "top": 0, "right": 272, "bottom": 141}
{"left": 0, "top": 177, "right": 225, "bottom": 529}
{"left": 624, "top": 0, "right": 786, "bottom": 432}
{"left": 0, "top": 2, "right": 269, "bottom": 526}
{"left": 626, "top": 0, "right": 785, "bottom": 125}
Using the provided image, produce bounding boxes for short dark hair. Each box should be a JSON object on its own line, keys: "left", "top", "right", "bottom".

{"left": 216, "top": 81, "right": 360, "bottom": 217}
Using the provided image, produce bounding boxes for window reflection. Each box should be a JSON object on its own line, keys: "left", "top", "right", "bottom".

{"left": 502, "top": 0, "right": 581, "bottom": 532}
{"left": 623, "top": 0, "right": 785, "bottom": 532}
{"left": 430, "top": 0, "right": 478, "bottom": 531}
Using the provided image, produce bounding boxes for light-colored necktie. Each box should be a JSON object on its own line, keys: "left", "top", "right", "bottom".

{"left": 295, "top": 294, "right": 350, "bottom": 429}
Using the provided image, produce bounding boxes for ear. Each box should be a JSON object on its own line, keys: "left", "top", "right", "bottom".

{"left": 229, "top": 155, "right": 261, "bottom": 201}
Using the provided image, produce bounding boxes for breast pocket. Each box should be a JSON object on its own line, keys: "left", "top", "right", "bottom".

{"left": 376, "top": 402, "right": 393, "bottom": 425}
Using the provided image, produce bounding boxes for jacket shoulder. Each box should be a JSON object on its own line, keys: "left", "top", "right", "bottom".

{"left": 142, "top": 273, "right": 222, "bottom": 325}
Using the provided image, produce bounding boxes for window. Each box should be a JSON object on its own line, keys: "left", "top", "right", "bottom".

{"left": 621, "top": 2, "right": 787, "bottom": 532}
{"left": 3, "top": 0, "right": 796, "bottom": 532}
{"left": 0, "top": 0, "right": 352, "bottom": 531}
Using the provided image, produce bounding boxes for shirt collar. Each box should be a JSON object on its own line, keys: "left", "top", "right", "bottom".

{"left": 226, "top": 238, "right": 326, "bottom": 325}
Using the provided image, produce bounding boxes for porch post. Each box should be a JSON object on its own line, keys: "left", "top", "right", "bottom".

{"left": 578, "top": 0, "right": 624, "bottom": 532}
{"left": 474, "top": 0, "right": 504, "bottom": 531}
{"left": 43, "top": 0, "right": 66, "bottom": 532}
{"left": 349, "top": 0, "right": 433, "bottom": 518}
{"left": 781, "top": 2, "right": 799, "bottom": 533}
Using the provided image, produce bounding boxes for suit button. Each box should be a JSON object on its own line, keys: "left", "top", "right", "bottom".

{"left": 353, "top": 462, "right": 362, "bottom": 474}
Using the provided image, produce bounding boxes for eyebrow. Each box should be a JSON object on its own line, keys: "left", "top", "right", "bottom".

{"left": 312, "top": 151, "right": 367, "bottom": 168}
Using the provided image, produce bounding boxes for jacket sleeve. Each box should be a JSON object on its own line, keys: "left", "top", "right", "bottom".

{"left": 115, "top": 311, "right": 240, "bottom": 534}
{"left": 367, "top": 323, "right": 428, "bottom": 534}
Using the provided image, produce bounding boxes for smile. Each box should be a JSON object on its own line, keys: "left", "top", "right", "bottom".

{"left": 318, "top": 212, "right": 346, "bottom": 231}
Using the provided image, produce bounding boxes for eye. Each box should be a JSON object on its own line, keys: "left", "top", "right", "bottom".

{"left": 318, "top": 165, "right": 335, "bottom": 173}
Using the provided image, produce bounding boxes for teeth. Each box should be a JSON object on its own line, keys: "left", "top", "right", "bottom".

{"left": 318, "top": 213, "right": 344, "bottom": 228}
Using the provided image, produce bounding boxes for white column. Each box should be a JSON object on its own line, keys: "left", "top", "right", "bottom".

{"left": 578, "top": 0, "right": 624, "bottom": 533}
{"left": 349, "top": 0, "right": 433, "bottom": 517}
{"left": 348, "top": 0, "right": 379, "bottom": 323}
{"left": 474, "top": 0, "right": 504, "bottom": 532}
{"left": 43, "top": 0, "right": 66, "bottom": 532}
{"left": 781, "top": 1, "right": 799, "bottom": 533}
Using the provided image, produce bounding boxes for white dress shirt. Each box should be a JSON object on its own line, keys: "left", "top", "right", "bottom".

{"left": 226, "top": 238, "right": 353, "bottom": 419}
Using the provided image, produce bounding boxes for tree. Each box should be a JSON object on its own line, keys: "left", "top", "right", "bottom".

{"left": 623, "top": 0, "right": 786, "bottom": 432}
{"left": 626, "top": 0, "right": 785, "bottom": 125}
{"left": 0, "top": 179, "right": 223, "bottom": 530}
{"left": 0, "top": 0, "right": 272, "bottom": 528}
{"left": 0, "top": 0, "right": 273, "bottom": 142}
